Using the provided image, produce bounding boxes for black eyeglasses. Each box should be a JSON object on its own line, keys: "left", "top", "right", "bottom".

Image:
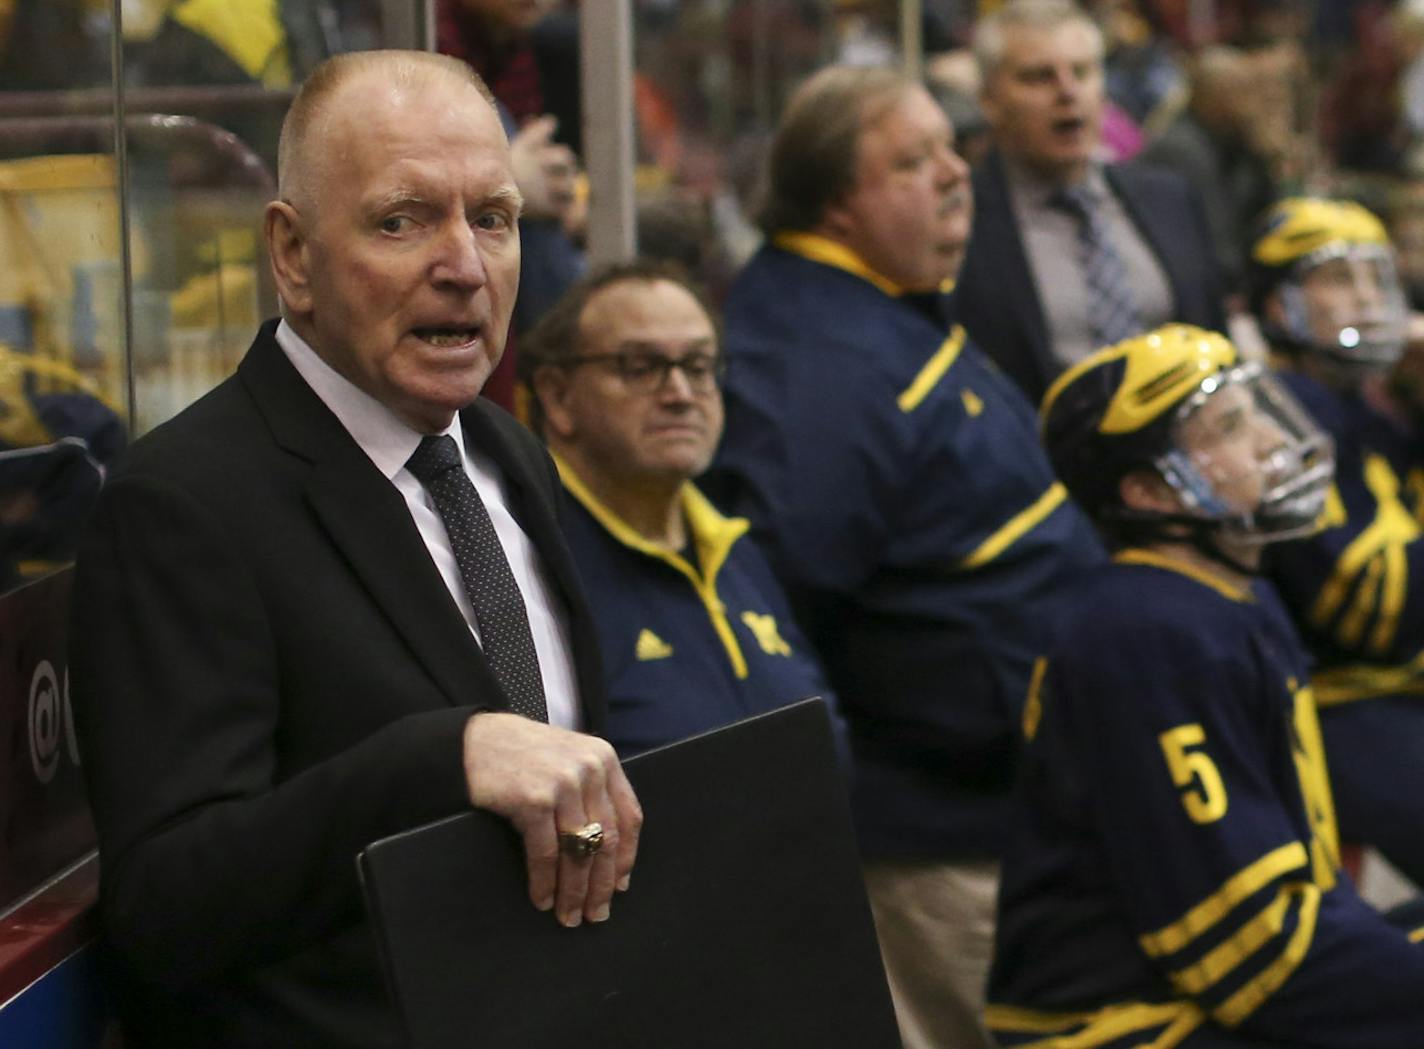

{"left": 561, "top": 350, "right": 727, "bottom": 394}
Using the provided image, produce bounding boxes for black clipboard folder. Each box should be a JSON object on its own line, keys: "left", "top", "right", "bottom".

{"left": 358, "top": 698, "right": 902, "bottom": 1048}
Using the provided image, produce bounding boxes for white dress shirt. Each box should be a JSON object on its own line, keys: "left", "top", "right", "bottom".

{"left": 275, "top": 320, "right": 580, "bottom": 730}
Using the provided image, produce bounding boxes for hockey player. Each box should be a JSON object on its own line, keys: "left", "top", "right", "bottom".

{"left": 987, "top": 324, "right": 1424, "bottom": 1049}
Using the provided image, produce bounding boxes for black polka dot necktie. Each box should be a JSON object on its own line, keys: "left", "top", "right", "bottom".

{"left": 406, "top": 434, "right": 548, "bottom": 722}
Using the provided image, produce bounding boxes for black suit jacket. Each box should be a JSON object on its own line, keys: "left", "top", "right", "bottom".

{"left": 71, "top": 321, "right": 605, "bottom": 1048}
{"left": 956, "top": 152, "right": 1228, "bottom": 408}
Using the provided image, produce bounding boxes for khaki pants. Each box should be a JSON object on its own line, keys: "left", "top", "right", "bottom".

{"left": 863, "top": 858, "right": 1000, "bottom": 1049}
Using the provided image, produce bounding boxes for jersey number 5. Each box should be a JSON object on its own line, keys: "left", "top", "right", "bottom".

{"left": 1158, "top": 723, "right": 1229, "bottom": 824}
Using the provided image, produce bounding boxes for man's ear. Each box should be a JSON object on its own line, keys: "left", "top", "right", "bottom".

{"left": 977, "top": 77, "right": 1004, "bottom": 130}
{"left": 1118, "top": 468, "right": 1179, "bottom": 514}
{"left": 816, "top": 199, "right": 854, "bottom": 242}
{"left": 533, "top": 364, "right": 576, "bottom": 441}
{"left": 264, "top": 200, "right": 312, "bottom": 316}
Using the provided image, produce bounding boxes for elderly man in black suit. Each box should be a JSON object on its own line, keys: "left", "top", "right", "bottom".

{"left": 956, "top": 0, "right": 1228, "bottom": 407}
{"left": 70, "top": 49, "right": 641, "bottom": 1049}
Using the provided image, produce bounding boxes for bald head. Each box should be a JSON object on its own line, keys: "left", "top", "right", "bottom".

{"left": 276, "top": 50, "right": 498, "bottom": 214}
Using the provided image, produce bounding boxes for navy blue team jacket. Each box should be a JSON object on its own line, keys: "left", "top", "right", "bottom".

{"left": 988, "top": 551, "right": 1424, "bottom": 1049}
{"left": 704, "top": 234, "right": 1104, "bottom": 859}
{"left": 556, "top": 456, "right": 844, "bottom": 760}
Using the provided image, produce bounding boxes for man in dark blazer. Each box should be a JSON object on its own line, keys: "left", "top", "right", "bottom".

{"left": 69, "top": 50, "right": 641, "bottom": 1049}
{"left": 955, "top": 0, "right": 1227, "bottom": 408}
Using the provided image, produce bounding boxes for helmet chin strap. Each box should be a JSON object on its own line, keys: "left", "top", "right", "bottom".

{"left": 1191, "top": 529, "right": 1260, "bottom": 578}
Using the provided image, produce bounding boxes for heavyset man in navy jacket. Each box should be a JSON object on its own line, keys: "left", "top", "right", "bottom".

{"left": 704, "top": 64, "right": 1104, "bottom": 1049}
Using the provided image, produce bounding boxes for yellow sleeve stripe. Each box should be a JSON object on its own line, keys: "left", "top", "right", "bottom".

{"left": 1167, "top": 885, "right": 1298, "bottom": 995}
{"left": 1023, "top": 656, "right": 1048, "bottom": 742}
{"left": 960, "top": 483, "right": 1068, "bottom": 570}
{"left": 1371, "top": 540, "right": 1408, "bottom": 655}
{"left": 1214, "top": 885, "right": 1321, "bottom": 1026}
{"left": 897, "top": 327, "right": 966, "bottom": 413}
{"left": 1310, "top": 654, "right": 1424, "bottom": 707}
{"left": 984, "top": 1001, "right": 1203, "bottom": 1048}
{"left": 1140, "top": 842, "right": 1308, "bottom": 957}
{"left": 1408, "top": 926, "right": 1424, "bottom": 943}
{"left": 1337, "top": 552, "right": 1383, "bottom": 650}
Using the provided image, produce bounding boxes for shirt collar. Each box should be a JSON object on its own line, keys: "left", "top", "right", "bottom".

{"left": 1001, "top": 154, "right": 1110, "bottom": 211}
{"left": 553, "top": 451, "right": 750, "bottom": 579}
{"left": 274, "top": 319, "right": 463, "bottom": 479}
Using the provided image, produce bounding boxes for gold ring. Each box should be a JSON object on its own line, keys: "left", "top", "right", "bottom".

{"left": 560, "top": 821, "right": 604, "bottom": 859}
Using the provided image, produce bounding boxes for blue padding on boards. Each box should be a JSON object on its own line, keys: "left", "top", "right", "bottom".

{"left": 0, "top": 945, "right": 110, "bottom": 1048}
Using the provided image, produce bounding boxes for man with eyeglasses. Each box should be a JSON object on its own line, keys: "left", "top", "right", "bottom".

{"left": 521, "top": 261, "right": 845, "bottom": 759}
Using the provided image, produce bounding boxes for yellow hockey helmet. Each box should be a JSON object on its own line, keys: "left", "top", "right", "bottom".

{"left": 1041, "top": 324, "right": 1334, "bottom": 545}
{"left": 1249, "top": 197, "right": 1407, "bottom": 373}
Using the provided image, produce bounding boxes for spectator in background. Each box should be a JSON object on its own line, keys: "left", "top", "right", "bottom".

{"left": 0, "top": 346, "right": 124, "bottom": 594}
{"left": 955, "top": 0, "right": 1227, "bottom": 407}
{"left": 1139, "top": 46, "right": 1282, "bottom": 296}
{"left": 1250, "top": 198, "right": 1424, "bottom": 890}
{"left": 1386, "top": 187, "right": 1424, "bottom": 309}
{"left": 438, "top": 0, "right": 585, "bottom": 410}
{"left": 0, "top": 0, "right": 111, "bottom": 91}
{"left": 706, "top": 64, "right": 1104, "bottom": 1049}
{"left": 521, "top": 261, "right": 845, "bottom": 759}
{"left": 1094, "top": 0, "right": 1186, "bottom": 132}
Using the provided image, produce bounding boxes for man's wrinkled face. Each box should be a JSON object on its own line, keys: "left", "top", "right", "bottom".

{"left": 275, "top": 73, "right": 522, "bottom": 432}
{"left": 827, "top": 86, "right": 973, "bottom": 291}
{"left": 981, "top": 20, "right": 1105, "bottom": 183}
{"left": 552, "top": 279, "right": 723, "bottom": 489}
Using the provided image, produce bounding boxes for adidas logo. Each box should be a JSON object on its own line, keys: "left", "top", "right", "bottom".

{"left": 635, "top": 629, "right": 674, "bottom": 661}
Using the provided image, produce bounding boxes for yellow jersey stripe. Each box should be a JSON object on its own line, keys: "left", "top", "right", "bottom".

{"left": 961, "top": 483, "right": 1068, "bottom": 570}
{"left": 1214, "top": 886, "right": 1321, "bottom": 1026}
{"left": 1372, "top": 540, "right": 1408, "bottom": 655}
{"left": 897, "top": 327, "right": 966, "bottom": 413}
{"left": 985, "top": 1001, "right": 1201, "bottom": 1048}
{"left": 1408, "top": 926, "right": 1424, "bottom": 943}
{"left": 1112, "top": 548, "right": 1250, "bottom": 603}
{"left": 1140, "top": 842, "right": 1308, "bottom": 957}
{"left": 1311, "top": 454, "right": 1420, "bottom": 631}
{"left": 1168, "top": 887, "right": 1294, "bottom": 995}
{"left": 1310, "top": 654, "right": 1424, "bottom": 706}
{"left": 1337, "top": 552, "right": 1383, "bottom": 650}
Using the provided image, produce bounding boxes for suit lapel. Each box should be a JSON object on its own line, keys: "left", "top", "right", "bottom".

{"left": 1107, "top": 164, "right": 1183, "bottom": 315}
{"left": 978, "top": 154, "right": 1054, "bottom": 380}
{"left": 238, "top": 325, "right": 508, "bottom": 714}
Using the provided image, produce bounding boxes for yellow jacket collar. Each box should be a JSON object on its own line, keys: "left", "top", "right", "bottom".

{"left": 554, "top": 453, "right": 750, "bottom": 579}
{"left": 1113, "top": 547, "right": 1253, "bottom": 603}
{"left": 773, "top": 232, "right": 955, "bottom": 298}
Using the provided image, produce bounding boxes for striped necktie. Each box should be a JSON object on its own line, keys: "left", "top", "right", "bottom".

{"left": 1053, "top": 184, "right": 1143, "bottom": 349}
